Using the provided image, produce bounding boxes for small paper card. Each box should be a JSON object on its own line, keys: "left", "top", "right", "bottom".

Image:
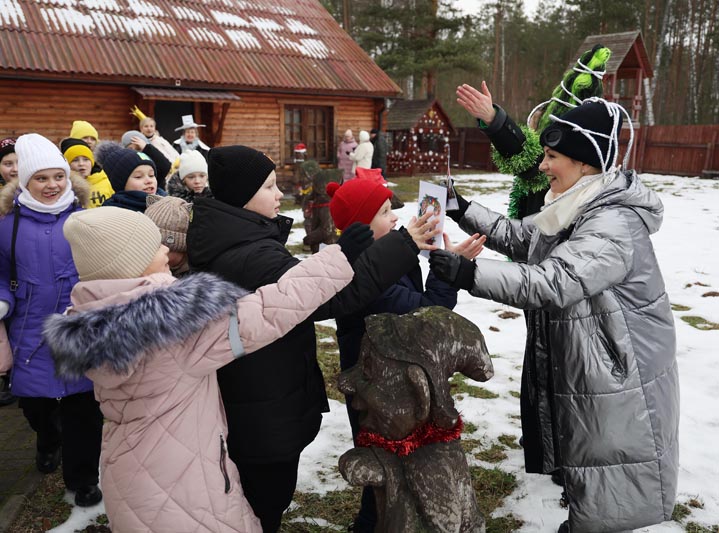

{"left": 417, "top": 181, "right": 447, "bottom": 257}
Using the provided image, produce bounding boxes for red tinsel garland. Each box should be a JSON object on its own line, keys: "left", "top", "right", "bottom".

{"left": 356, "top": 417, "right": 463, "bottom": 457}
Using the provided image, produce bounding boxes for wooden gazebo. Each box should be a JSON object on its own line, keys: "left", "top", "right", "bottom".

{"left": 385, "top": 99, "right": 455, "bottom": 176}
{"left": 571, "top": 31, "right": 653, "bottom": 124}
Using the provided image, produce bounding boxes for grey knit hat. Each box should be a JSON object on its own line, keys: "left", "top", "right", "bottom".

{"left": 145, "top": 195, "right": 191, "bottom": 253}
{"left": 63, "top": 207, "right": 162, "bottom": 281}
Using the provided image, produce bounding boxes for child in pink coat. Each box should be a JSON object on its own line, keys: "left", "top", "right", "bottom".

{"left": 43, "top": 206, "right": 357, "bottom": 532}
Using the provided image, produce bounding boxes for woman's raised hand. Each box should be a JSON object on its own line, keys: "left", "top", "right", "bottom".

{"left": 407, "top": 211, "right": 441, "bottom": 251}
{"left": 456, "top": 82, "right": 496, "bottom": 125}
{"left": 443, "top": 233, "right": 486, "bottom": 260}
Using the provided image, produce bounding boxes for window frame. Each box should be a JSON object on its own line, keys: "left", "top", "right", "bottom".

{"left": 282, "top": 103, "right": 335, "bottom": 165}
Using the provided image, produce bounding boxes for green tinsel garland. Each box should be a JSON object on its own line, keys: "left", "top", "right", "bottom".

{"left": 490, "top": 126, "right": 549, "bottom": 218}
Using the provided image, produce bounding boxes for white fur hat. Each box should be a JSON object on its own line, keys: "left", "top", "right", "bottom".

{"left": 16, "top": 133, "right": 70, "bottom": 187}
{"left": 179, "top": 150, "right": 208, "bottom": 180}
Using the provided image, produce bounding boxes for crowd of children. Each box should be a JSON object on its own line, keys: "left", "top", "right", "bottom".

{"left": 0, "top": 93, "right": 678, "bottom": 533}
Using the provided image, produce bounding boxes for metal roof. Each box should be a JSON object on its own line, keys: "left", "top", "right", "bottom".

{"left": 571, "top": 31, "right": 653, "bottom": 78}
{"left": 0, "top": 0, "right": 401, "bottom": 97}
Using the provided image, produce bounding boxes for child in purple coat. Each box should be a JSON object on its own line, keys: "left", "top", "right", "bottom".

{"left": 0, "top": 134, "right": 103, "bottom": 507}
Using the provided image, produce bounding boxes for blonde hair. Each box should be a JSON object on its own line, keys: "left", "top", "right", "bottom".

{"left": 140, "top": 117, "right": 156, "bottom": 128}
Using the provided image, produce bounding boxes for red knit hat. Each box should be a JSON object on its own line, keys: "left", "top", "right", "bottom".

{"left": 327, "top": 178, "right": 393, "bottom": 231}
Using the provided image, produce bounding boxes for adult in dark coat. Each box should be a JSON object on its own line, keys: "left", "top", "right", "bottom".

{"left": 370, "top": 128, "right": 387, "bottom": 178}
{"left": 187, "top": 145, "right": 439, "bottom": 533}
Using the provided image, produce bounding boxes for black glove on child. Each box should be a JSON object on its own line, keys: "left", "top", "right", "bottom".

{"left": 429, "top": 250, "right": 476, "bottom": 290}
{"left": 337, "top": 222, "right": 374, "bottom": 264}
{"left": 446, "top": 188, "right": 470, "bottom": 224}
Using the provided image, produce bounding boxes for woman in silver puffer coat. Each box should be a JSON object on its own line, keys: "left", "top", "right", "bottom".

{"left": 430, "top": 99, "right": 679, "bottom": 533}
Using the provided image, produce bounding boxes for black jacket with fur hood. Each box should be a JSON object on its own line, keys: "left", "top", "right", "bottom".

{"left": 188, "top": 197, "right": 420, "bottom": 464}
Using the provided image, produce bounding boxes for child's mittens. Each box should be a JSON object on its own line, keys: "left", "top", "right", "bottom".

{"left": 337, "top": 222, "right": 374, "bottom": 264}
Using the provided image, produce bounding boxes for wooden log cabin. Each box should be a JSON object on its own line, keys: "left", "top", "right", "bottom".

{"left": 0, "top": 0, "right": 401, "bottom": 187}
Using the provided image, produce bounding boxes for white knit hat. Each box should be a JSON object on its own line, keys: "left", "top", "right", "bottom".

{"left": 16, "top": 133, "right": 71, "bottom": 187}
{"left": 63, "top": 207, "right": 162, "bottom": 281}
{"left": 179, "top": 150, "right": 208, "bottom": 180}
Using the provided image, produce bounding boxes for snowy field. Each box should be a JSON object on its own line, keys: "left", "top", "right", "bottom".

{"left": 50, "top": 172, "right": 718, "bottom": 532}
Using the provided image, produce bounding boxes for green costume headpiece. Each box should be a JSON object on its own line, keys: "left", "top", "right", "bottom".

{"left": 498, "top": 44, "right": 611, "bottom": 218}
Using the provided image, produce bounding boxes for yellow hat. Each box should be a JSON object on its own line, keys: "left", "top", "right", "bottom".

{"left": 62, "top": 142, "right": 95, "bottom": 166}
{"left": 70, "top": 120, "right": 99, "bottom": 141}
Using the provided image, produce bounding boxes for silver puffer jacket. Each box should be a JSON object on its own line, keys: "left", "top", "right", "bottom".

{"left": 459, "top": 170, "right": 678, "bottom": 533}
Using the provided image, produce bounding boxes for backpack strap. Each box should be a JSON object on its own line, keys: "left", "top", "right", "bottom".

{"left": 9, "top": 205, "right": 19, "bottom": 292}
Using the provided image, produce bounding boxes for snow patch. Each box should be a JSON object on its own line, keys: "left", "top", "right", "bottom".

{"left": 299, "top": 38, "right": 329, "bottom": 59}
{"left": 225, "top": 29, "right": 260, "bottom": 49}
{"left": 285, "top": 18, "right": 316, "bottom": 35}
{"left": 0, "top": 0, "right": 26, "bottom": 27}
{"left": 127, "top": 0, "right": 163, "bottom": 18}
{"left": 79, "top": 0, "right": 120, "bottom": 11}
{"left": 211, "top": 9, "right": 250, "bottom": 27}
{"left": 41, "top": 7, "right": 94, "bottom": 34}
{"left": 172, "top": 5, "right": 206, "bottom": 22}
{"left": 188, "top": 26, "right": 227, "bottom": 46}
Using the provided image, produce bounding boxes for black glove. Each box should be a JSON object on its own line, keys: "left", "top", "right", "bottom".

{"left": 337, "top": 222, "right": 374, "bottom": 264}
{"left": 429, "top": 250, "right": 476, "bottom": 290}
{"left": 447, "top": 188, "right": 470, "bottom": 223}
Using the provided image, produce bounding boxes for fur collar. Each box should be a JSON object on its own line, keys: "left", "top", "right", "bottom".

{"left": 0, "top": 172, "right": 91, "bottom": 216}
{"left": 43, "top": 272, "right": 249, "bottom": 379}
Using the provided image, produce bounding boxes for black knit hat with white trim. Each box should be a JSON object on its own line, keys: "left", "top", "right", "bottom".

{"left": 540, "top": 101, "right": 622, "bottom": 170}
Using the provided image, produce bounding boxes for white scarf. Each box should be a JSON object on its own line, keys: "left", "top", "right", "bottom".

{"left": 17, "top": 180, "right": 76, "bottom": 215}
{"left": 533, "top": 171, "right": 613, "bottom": 236}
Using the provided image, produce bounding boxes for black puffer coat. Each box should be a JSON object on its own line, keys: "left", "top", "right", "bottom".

{"left": 187, "top": 197, "right": 420, "bottom": 464}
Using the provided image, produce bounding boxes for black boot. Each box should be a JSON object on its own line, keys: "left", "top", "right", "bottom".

{"left": 558, "top": 520, "right": 570, "bottom": 533}
{"left": 36, "top": 448, "right": 61, "bottom": 474}
{"left": 0, "top": 374, "right": 15, "bottom": 407}
{"left": 74, "top": 485, "right": 103, "bottom": 507}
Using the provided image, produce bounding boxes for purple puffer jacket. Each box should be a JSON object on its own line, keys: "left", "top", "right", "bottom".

{"left": 0, "top": 197, "right": 92, "bottom": 398}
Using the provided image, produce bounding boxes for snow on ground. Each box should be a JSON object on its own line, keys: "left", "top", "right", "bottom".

{"left": 49, "top": 172, "right": 719, "bottom": 532}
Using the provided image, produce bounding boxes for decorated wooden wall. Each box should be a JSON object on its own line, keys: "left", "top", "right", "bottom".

{"left": 386, "top": 100, "right": 454, "bottom": 176}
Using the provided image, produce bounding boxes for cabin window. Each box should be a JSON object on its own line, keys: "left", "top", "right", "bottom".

{"left": 284, "top": 105, "right": 333, "bottom": 163}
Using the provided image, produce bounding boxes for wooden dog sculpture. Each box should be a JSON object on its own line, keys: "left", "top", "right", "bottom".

{"left": 338, "top": 307, "right": 494, "bottom": 532}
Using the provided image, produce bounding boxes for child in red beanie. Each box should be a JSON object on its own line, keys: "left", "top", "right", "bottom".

{"left": 327, "top": 176, "right": 486, "bottom": 533}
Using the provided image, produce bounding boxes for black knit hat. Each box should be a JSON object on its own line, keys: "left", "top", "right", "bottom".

{"left": 0, "top": 138, "right": 16, "bottom": 160}
{"left": 96, "top": 142, "right": 157, "bottom": 192}
{"left": 540, "top": 101, "right": 622, "bottom": 171}
{"left": 208, "top": 145, "right": 276, "bottom": 208}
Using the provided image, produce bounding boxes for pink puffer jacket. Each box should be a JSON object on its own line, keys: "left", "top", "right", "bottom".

{"left": 43, "top": 245, "right": 353, "bottom": 533}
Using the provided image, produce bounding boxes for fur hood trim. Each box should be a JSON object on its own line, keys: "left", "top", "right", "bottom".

{"left": 44, "top": 272, "right": 249, "bottom": 379}
{"left": 0, "top": 172, "right": 91, "bottom": 215}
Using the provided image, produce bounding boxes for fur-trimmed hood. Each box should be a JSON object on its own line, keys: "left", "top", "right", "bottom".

{"left": 0, "top": 172, "right": 90, "bottom": 215}
{"left": 44, "top": 272, "right": 248, "bottom": 381}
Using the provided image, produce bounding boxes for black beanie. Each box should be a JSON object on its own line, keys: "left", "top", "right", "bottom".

{"left": 208, "top": 145, "right": 276, "bottom": 208}
{"left": 96, "top": 142, "right": 157, "bottom": 192}
{"left": 0, "top": 138, "right": 16, "bottom": 159}
{"left": 540, "top": 101, "right": 622, "bottom": 171}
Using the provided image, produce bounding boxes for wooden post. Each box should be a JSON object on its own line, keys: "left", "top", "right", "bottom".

{"left": 458, "top": 129, "right": 466, "bottom": 168}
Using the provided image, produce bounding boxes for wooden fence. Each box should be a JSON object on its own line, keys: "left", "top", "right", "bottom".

{"left": 449, "top": 124, "right": 719, "bottom": 178}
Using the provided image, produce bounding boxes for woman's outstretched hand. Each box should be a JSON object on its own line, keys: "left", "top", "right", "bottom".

{"left": 406, "top": 211, "right": 441, "bottom": 251}
{"left": 444, "top": 233, "right": 486, "bottom": 260}
{"left": 456, "top": 82, "right": 496, "bottom": 125}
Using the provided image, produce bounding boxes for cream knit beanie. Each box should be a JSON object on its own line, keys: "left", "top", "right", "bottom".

{"left": 16, "top": 133, "right": 71, "bottom": 187}
{"left": 63, "top": 207, "right": 162, "bottom": 281}
{"left": 179, "top": 150, "right": 208, "bottom": 180}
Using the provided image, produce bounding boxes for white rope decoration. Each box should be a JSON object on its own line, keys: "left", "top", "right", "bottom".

{"left": 526, "top": 57, "right": 607, "bottom": 127}
{"left": 547, "top": 97, "right": 634, "bottom": 180}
